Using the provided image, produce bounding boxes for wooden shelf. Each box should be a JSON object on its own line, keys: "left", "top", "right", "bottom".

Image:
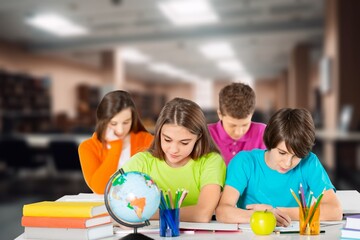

{"left": 0, "top": 70, "right": 51, "bottom": 133}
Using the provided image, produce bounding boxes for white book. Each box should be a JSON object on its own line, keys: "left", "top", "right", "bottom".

{"left": 24, "top": 223, "right": 113, "bottom": 240}
{"left": 56, "top": 193, "right": 104, "bottom": 203}
{"left": 341, "top": 228, "right": 360, "bottom": 239}
{"left": 336, "top": 190, "right": 360, "bottom": 215}
{"left": 345, "top": 214, "right": 360, "bottom": 230}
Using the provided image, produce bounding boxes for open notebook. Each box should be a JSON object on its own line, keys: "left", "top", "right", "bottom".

{"left": 238, "top": 221, "right": 300, "bottom": 233}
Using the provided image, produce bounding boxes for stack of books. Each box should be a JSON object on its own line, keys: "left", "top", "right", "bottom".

{"left": 22, "top": 201, "right": 113, "bottom": 240}
{"left": 341, "top": 214, "right": 360, "bottom": 239}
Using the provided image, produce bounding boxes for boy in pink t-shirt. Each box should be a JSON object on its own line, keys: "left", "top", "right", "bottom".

{"left": 208, "top": 83, "right": 266, "bottom": 166}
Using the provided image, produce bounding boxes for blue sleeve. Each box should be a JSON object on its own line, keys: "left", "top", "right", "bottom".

{"left": 302, "top": 152, "right": 335, "bottom": 197}
{"left": 225, "top": 151, "right": 252, "bottom": 195}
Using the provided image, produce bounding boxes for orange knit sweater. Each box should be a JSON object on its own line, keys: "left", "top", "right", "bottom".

{"left": 78, "top": 131, "right": 153, "bottom": 194}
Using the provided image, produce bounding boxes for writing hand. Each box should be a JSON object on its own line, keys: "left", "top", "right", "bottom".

{"left": 246, "top": 204, "right": 291, "bottom": 227}
{"left": 270, "top": 208, "right": 291, "bottom": 227}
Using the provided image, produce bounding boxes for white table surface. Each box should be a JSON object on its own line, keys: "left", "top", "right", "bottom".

{"left": 15, "top": 222, "right": 344, "bottom": 240}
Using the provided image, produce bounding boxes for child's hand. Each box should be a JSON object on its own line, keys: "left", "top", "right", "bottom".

{"left": 246, "top": 204, "right": 291, "bottom": 227}
{"left": 270, "top": 208, "right": 291, "bottom": 227}
{"left": 105, "top": 127, "right": 120, "bottom": 142}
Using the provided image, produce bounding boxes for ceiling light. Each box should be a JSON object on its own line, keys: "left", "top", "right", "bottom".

{"left": 199, "top": 42, "right": 235, "bottom": 59}
{"left": 158, "top": 0, "right": 218, "bottom": 26}
{"left": 149, "top": 63, "right": 184, "bottom": 76}
{"left": 26, "top": 13, "right": 88, "bottom": 37}
{"left": 217, "top": 59, "right": 244, "bottom": 72}
{"left": 119, "top": 48, "right": 150, "bottom": 64}
{"left": 149, "top": 63, "right": 202, "bottom": 82}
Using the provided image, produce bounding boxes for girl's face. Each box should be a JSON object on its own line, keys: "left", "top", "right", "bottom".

{"left": 160, "top": 123, "right": 198, "bottom": 168}
{"left": 107, "top": 108, "right": 132, "bottom": 140}
{"left": 265, "top": 141, "right": 301, "bottom": 174}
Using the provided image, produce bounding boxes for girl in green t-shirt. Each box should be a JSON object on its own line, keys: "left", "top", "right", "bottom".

{"left": 123, "top": 97, "right": 226, "bottom": 222}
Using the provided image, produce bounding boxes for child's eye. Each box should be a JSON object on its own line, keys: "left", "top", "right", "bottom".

{"left": 164, "top": 138, "right": 171, "bottom": 142}
{"left": 181, "top": 142, "right": 190, "bottom": 146}
{"left": 279, "top": 151, "right": 286, "bottom": 155}
{"left": 110, "top": 122, "right": 117, "bottom": 126}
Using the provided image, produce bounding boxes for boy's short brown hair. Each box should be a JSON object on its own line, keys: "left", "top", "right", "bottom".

{"left": 263, "top": 108, "right": 315, "bottom": 158}
{"left": 219, "top": 83, "right": 255, "bottom": 119}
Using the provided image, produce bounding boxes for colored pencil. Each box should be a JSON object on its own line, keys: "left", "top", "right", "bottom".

{"left": 290, "top": 189, "right": 302, "bottom": 207}
{"left": 299, "top": 183, "right": 307, "bottom": 207}
{"left": 307, "top": 188, "right": 325, "bottom": 224}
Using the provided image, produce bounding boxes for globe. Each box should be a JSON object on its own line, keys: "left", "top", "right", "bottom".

{"left": 104, "top": 169, "right": 161, "bottom": 230}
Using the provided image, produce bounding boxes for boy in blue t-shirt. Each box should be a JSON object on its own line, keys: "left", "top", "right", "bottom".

{"left": 216, "top": 108, "right": 343, "bottom": 227}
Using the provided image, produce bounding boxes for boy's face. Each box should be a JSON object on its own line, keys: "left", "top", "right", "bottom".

{"left": 265, "top": 141, "right": 301, "bottom": 174}
{"left": 218, "top": 110, "right": 252, "bottom": 140}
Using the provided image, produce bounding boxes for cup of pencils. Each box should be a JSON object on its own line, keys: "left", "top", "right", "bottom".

{"left": 159, "top": 189, "right": 188, "bottom": 237}
{"left": 290, "top": 184, "right": 324, "bottom": 235}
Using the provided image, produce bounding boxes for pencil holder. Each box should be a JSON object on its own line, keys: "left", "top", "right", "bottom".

{"left": 159, "top": 208, "right": 180, "bottom": 237}
{"left": 299, "top": 206, "right": 320, "bottom": 235}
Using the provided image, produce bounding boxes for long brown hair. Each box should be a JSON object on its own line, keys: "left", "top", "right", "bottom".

{"left": 95, "top": 90, "right": 147, "bottom": 143}
{"left": 149, "top": 97, "right": 219, "bottom": 160}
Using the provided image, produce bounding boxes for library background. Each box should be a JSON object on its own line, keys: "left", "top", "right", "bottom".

{"left": 0, "top": 0, "right": 360, "bottom": 239}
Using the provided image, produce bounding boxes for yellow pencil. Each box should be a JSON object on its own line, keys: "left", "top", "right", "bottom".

{"left": 290, "top": 188, "right": 302, "bottom": 208}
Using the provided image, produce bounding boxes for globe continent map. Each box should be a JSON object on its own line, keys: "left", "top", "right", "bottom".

{"left": 107, "top": 171, "right": 161, "bottom": 223}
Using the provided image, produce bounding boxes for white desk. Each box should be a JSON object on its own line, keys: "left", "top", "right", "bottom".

{"left": 14, "top": 191, "right": 354, "bottom": 240}
{"left": 15, "top": 223, "right": 344, "bottom": 240}
{"left": 16, "top": 133, "right": 91, "bottom": 148}
{"left": 315, "top": 130, "right": 360, "bottom": 188}
{"left": 316, "top": 130, "right": 360, "bottom": 142}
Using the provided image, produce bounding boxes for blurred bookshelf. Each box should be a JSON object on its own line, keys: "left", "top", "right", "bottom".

{"left": 0, "top": 69, "right": 51, "bottom": 134}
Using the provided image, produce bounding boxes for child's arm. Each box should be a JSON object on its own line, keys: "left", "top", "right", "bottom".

{"left": 215, "top": 185, "right": 253, "bottom": 224}
{"left": 318, "top": 189, "right": 343, "bottom": 220}
{"left": 179, "top": 184, "right": 222, "bottom": 222}
{"left": 246, "top": 204, "right": 291, "bottom": 227}
{"left": 78, "top": 139, "right": 121, "bottom": 194}
{"left": 216, "top": 186, "right": 291, "bottom": 226}
{"left": 267, "top": 189, "right": 342, "bottom": 221}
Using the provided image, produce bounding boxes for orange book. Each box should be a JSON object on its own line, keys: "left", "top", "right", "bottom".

{"left": 21, "top": 214, "right": 111, "bottom": 228}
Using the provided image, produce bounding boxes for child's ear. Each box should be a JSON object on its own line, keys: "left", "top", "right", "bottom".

{"left": 217, "top": 109, "right": 223, "bottom": 120}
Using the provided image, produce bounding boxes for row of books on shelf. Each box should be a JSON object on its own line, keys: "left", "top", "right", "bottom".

{"left": 22, "top": 201, "right": 113, "bottom": 240}
{"left": 341, "top": 214, "right": 360, "bottom": 239}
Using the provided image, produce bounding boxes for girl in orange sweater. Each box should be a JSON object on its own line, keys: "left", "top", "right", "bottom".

{"left": 78, "top": 90, "right": 153, "bottom": 194}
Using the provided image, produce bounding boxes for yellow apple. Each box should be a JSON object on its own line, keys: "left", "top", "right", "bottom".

{"left": 250, "top": 210, "right": 276, "bottom": 235}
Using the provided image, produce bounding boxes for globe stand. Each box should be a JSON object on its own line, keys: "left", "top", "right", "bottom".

{"left": 104, "top": 169, "right": 160, "bottom": 240}
{"left": 118, "top": 227, "right": 154, "bottom": 240}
